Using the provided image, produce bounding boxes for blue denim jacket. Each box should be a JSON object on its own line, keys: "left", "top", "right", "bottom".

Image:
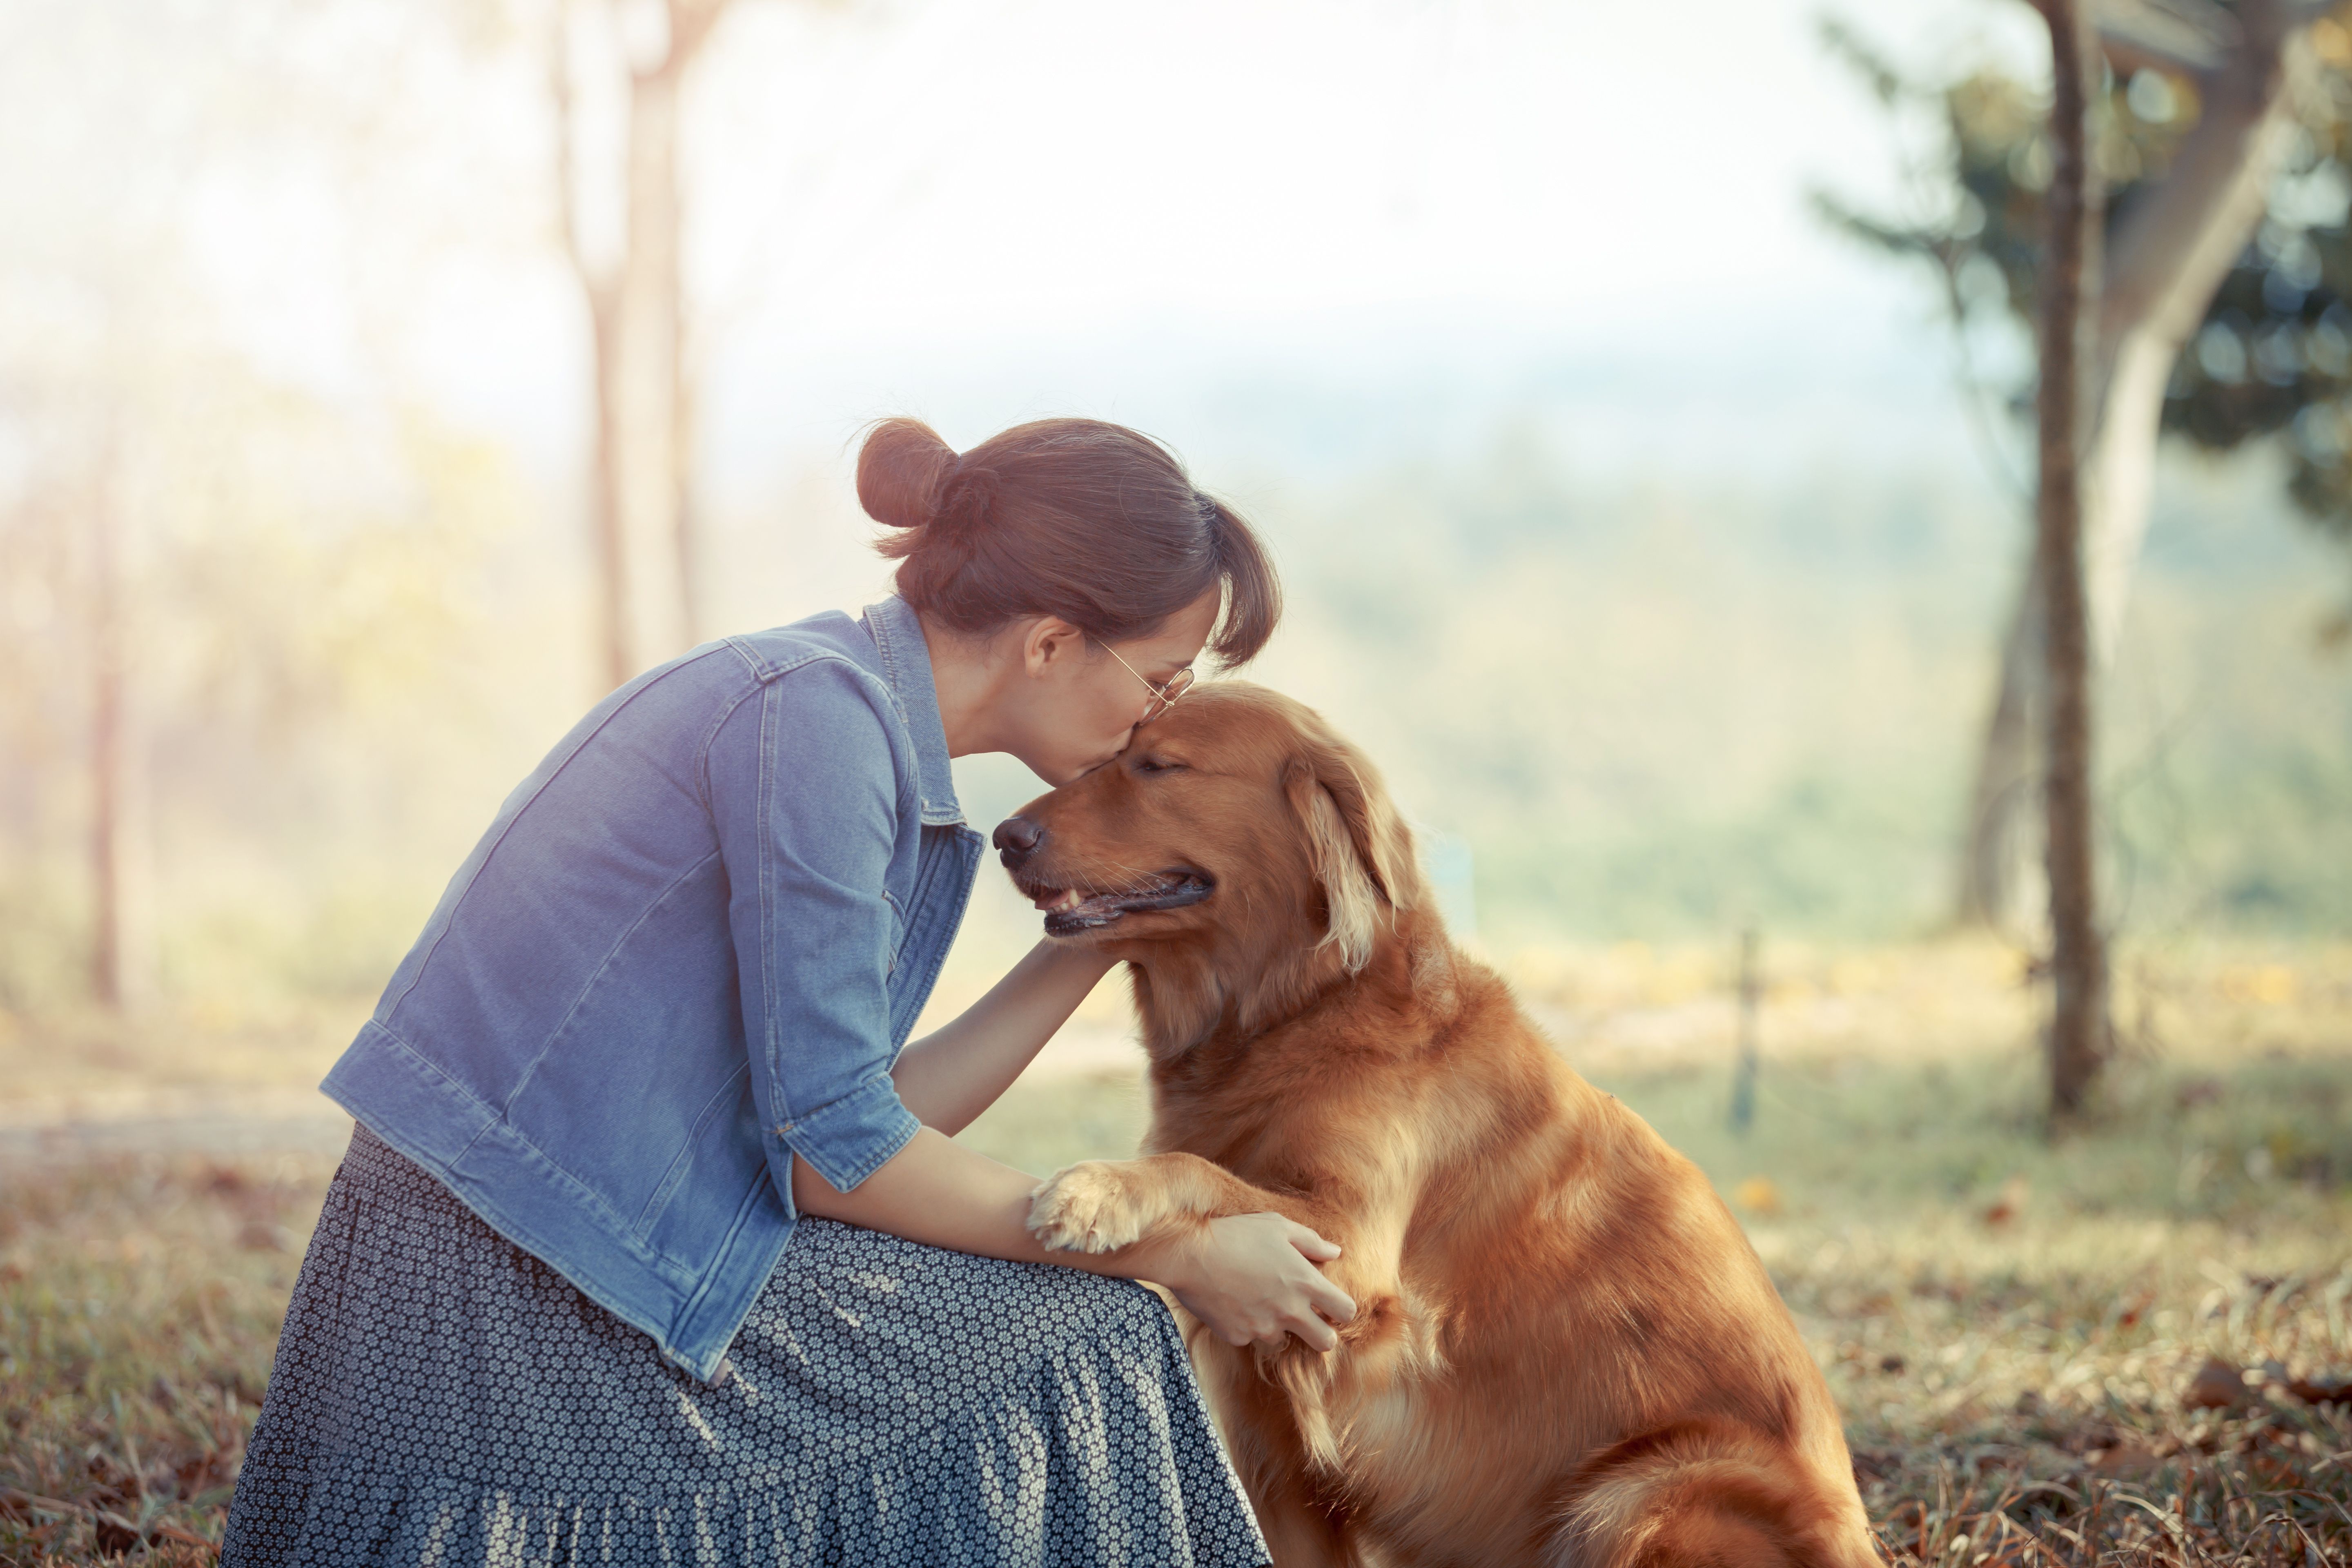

{"left": 322, "top": 595, "right": 984, "bottom": 1384}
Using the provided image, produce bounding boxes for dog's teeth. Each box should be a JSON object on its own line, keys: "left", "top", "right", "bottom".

{"left": 1056, "top": 889, "right": 1084, "bottom": 911}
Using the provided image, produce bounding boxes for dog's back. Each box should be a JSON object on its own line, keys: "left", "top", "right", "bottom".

{"left": 1154, "top": 940, "right": 1877, "bottom": 1567}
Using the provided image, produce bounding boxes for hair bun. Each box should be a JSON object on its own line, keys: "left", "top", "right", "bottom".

{"left": 861, "top": 414, "right": 1283, "bottom": 668}
{"left": 931, "top": 463, "right": 1000, "bottom": 541}
{"left": 856, "top": 418, "right": 959, "bottom": 532}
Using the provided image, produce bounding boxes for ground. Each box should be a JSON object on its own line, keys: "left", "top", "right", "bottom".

{"left": 2, "top": 938, "right": 2346, "bottom": 1566}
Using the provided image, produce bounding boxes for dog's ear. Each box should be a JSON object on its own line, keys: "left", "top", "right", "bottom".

{"left": 1284, "top": 730, "right": 1419, "bottom": 972}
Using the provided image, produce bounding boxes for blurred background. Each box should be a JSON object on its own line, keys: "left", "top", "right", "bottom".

{"left": 3, "top": 0, "right": 2348, "bottom": 1027}
{"left": 2, "top": 0, "right": 2347, "bottom": 1047}
{"left": 4, "top": 2, "right": 2351, "bottom": 1561}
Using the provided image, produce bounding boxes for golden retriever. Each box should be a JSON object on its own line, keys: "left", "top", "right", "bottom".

{"left": 997, "top": 683, "right": 1881, "bottom": 1568}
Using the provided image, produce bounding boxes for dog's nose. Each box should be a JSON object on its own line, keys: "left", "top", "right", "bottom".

{"left": 993, "top": 815, "right": 1045, "bottom": 867}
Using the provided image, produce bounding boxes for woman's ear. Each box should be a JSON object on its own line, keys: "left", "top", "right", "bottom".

{"left": 1021, "top": 616, "right": 1086, "bottom": 676}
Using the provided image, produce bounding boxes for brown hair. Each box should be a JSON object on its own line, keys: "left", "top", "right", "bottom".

{"left": 856, "top": 416, "right": 1280, "bottom": 667}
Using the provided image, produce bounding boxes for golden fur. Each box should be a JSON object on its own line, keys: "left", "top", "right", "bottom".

{"left": 1007, "top": 684, "right": 1882, "bottom": 1568}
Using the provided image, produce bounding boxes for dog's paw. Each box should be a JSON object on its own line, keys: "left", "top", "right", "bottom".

{"left": 1027, "top": 1161, "right": 1151, "bottom": 1254}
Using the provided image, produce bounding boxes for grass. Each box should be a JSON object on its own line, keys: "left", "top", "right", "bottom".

{"left": 3, "top": 940, "right": 2348, "bottom": 1566}
{"left": 1, "top": 1154, "right": 334, "bottom": 1566}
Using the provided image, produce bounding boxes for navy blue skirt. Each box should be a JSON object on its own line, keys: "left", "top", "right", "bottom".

{"left": 221, "top": 1125, "right": 1268, "bottom": 1567}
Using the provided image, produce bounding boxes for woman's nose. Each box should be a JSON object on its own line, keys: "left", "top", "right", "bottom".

{"left": 993, "top": 815, "right": 1046, "bottom": 867}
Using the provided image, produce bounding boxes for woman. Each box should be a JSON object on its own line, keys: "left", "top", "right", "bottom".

{"left": 221, "top": 416, "right": 1353, "bottom": 1566}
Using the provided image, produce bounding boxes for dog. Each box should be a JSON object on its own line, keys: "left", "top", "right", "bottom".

{"left": 996, "top": 683, "right": 1881, "bottom": 1568}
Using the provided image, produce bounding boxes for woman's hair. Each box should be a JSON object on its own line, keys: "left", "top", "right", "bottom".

{"left": 856, "top": 416, "right": 1280, "bottom": 667}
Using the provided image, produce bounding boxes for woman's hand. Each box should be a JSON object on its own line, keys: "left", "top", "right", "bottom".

{"left": 791, "top": 1133, "right": 1352, "bottom": 1351}
{"left": 1147, "top": 1213, "right": 1356, "bottom": 1352}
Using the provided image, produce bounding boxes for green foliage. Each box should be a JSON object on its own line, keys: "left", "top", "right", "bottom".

{"left": 1815, "top": 13, "right": 2352, "bottom": 554}
{"left": 1249, "top": 441, "right": 2352, "bottom": 947}
{"left": 0, "top": 377, "right": 552, "bottom": 1015}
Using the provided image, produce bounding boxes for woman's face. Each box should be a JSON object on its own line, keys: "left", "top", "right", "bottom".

{"left": 998, "top": 589, "right": 1221, "bottom": 785}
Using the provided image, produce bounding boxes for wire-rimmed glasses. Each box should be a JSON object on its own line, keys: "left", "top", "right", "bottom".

{"left": 1102, "top": 643, "right": 1196, "bottom": 723}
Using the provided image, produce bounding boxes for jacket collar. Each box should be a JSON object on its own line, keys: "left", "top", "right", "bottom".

{"left": 862, "top": 595, "right": 964, "bottom": 827}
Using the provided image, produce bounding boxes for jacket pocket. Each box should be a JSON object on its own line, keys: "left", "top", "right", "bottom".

{"left": 632, "top": 1062, "right": 753, "bottom": 1244}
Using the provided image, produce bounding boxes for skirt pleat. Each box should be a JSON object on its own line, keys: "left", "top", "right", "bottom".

{"left": 220, "top": 1125, "right": 1268, "bottom": 1568}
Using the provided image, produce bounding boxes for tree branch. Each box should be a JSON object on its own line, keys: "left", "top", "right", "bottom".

{"left": 668, "top": 0, "right": 733, "bottom": 68}
{"left": 2093, "top": 0, "right": 2305, "bottom": 418}
{"left": 2095, "top": 0, "right": 2235, "bottom": 74}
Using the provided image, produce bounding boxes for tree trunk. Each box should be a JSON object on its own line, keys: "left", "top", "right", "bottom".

{"left": 552, "top": 2, "right": 633, "bottom": 691}
{"left": 1958, "top": 570, "right": 2044, "bottom": 931}
{"left": 615, "top": 53, "right": 690, "bottom": 672}
{"left": 87, "top": 455, "right": 151, "bottom": 1011}
{"left": 2036, "top": 0, "right": 2109, "bottom": 1120}
{"left": 2085, "top": 0, "right": 2307, "bottom": 658}
{"left": 1955, "top": 0, "right": 2311, "bottom": 930}
{"left": 650, "top": 0, "right": 729, "bottom": 653}
{"left": 590, "top": 294, "right": 631, "bottom": 690}
{"left": 553, "top": 0, "right": 727, "bottom": 693}
{"left": 674, "top": 340, "right": 702, "bottom": 647}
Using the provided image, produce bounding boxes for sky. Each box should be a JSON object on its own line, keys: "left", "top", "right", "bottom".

{"left": 172, "top": 0, "right": 2048, "bottom": 497}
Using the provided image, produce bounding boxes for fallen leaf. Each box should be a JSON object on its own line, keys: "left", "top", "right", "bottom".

{"left": 1981, "top": 1174, "right": 2029, "bottom": 1226}
{"left": 2091, "top": 1441, "right": 2163, "bottom": 1478}
{"left": 92, "top": 1514, "right": 142, "bottom": 1555}
{"left": 2184, "top": 1356, "right": 2249, "bottom": 1411}
{"left": 2286, "top": 1372, "right": 2352, "bottom": 1405}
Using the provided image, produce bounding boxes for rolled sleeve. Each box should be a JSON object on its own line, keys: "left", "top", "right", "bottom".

{"left": 707, "top": 657, "right": 922, "bottom": 1200}
{"left": 771, "top": 1074, "right": 921, "bottom": 1194}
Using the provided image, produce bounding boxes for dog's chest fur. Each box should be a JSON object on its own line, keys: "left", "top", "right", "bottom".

{"left": 1144, "top": 985, "right": 1493, "bottom": 1468}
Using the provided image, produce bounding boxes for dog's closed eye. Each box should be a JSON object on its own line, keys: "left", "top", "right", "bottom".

{"left": 1130, "top": 756, "right": 1187, "bottom": 775}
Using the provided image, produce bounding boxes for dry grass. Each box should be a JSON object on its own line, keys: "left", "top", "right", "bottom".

{"left": 1, "top": 1154, "right": 335, "bottom": 1566}
{"left": 3, "top": 939, "right": 2347, "bottom": 1566}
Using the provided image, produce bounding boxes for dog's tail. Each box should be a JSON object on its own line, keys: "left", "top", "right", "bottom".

{"left": 1550, "top": 1420, "right": 1881, "bottom": 1568}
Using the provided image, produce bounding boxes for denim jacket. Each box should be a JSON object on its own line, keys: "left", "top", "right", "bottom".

{"left": 322, "top": 595, "right": 984, "bottom": 1384}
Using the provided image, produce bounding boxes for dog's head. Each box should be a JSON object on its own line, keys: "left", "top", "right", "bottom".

{"left": 996, "top": 683, "right": 1426, "bottom": 1045}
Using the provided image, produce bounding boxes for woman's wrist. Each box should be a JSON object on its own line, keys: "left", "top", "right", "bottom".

{"left": 1109, "top": 1218, "right": 1203, "bottom": 1292}
{"left": 1031, "top": 940, "right": 1119, "bottom": 983}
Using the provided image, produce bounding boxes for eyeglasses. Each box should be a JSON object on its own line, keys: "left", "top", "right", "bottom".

{"left": 1102, "top": 643, "right": 1196, "bottom": 722}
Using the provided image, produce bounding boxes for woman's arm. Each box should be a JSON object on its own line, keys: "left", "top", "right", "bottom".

{"left": 889, "top": 940, "right": 1116, "bottom": 1134}
{"left": 870, "top": 947, "right": 1352, "bottom": 1348}
{"left": 791, "top": 1129, "right": 1357, "bottom": 1351}
{"left": 707, "top": 672, "right": 1342, "bottom": 1346}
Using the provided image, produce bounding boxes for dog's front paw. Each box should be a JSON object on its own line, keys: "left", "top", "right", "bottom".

{"left": 1027, "top": 1161, "right": 1152, "bottom": 1253}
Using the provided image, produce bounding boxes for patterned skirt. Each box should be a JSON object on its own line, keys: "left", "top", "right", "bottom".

{"left": 221, "top": 1124, "right": 1268, "bottom": 1567}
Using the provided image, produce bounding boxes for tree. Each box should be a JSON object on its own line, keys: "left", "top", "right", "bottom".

{"left": 551, "top": 0, "right": 735, "bottom": 691}
{"left": 2031, "top": 0, "right": 2111, "bottom": 1117}
{"left": 1820, "top": 0, "right": 2345, "bottom": 933}
{"left": 0, "top": 0, "right": 517, "bottom": 1011}
{"left": 85, "top": 423, "right": 151, "bottom": 1010}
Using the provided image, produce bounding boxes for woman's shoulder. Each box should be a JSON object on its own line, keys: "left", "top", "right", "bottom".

{"left": 720, "top": 608, "right": 881, "bottom": 684}
{"left": 706, "top": 610, "right": 906, "bottom": 754}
